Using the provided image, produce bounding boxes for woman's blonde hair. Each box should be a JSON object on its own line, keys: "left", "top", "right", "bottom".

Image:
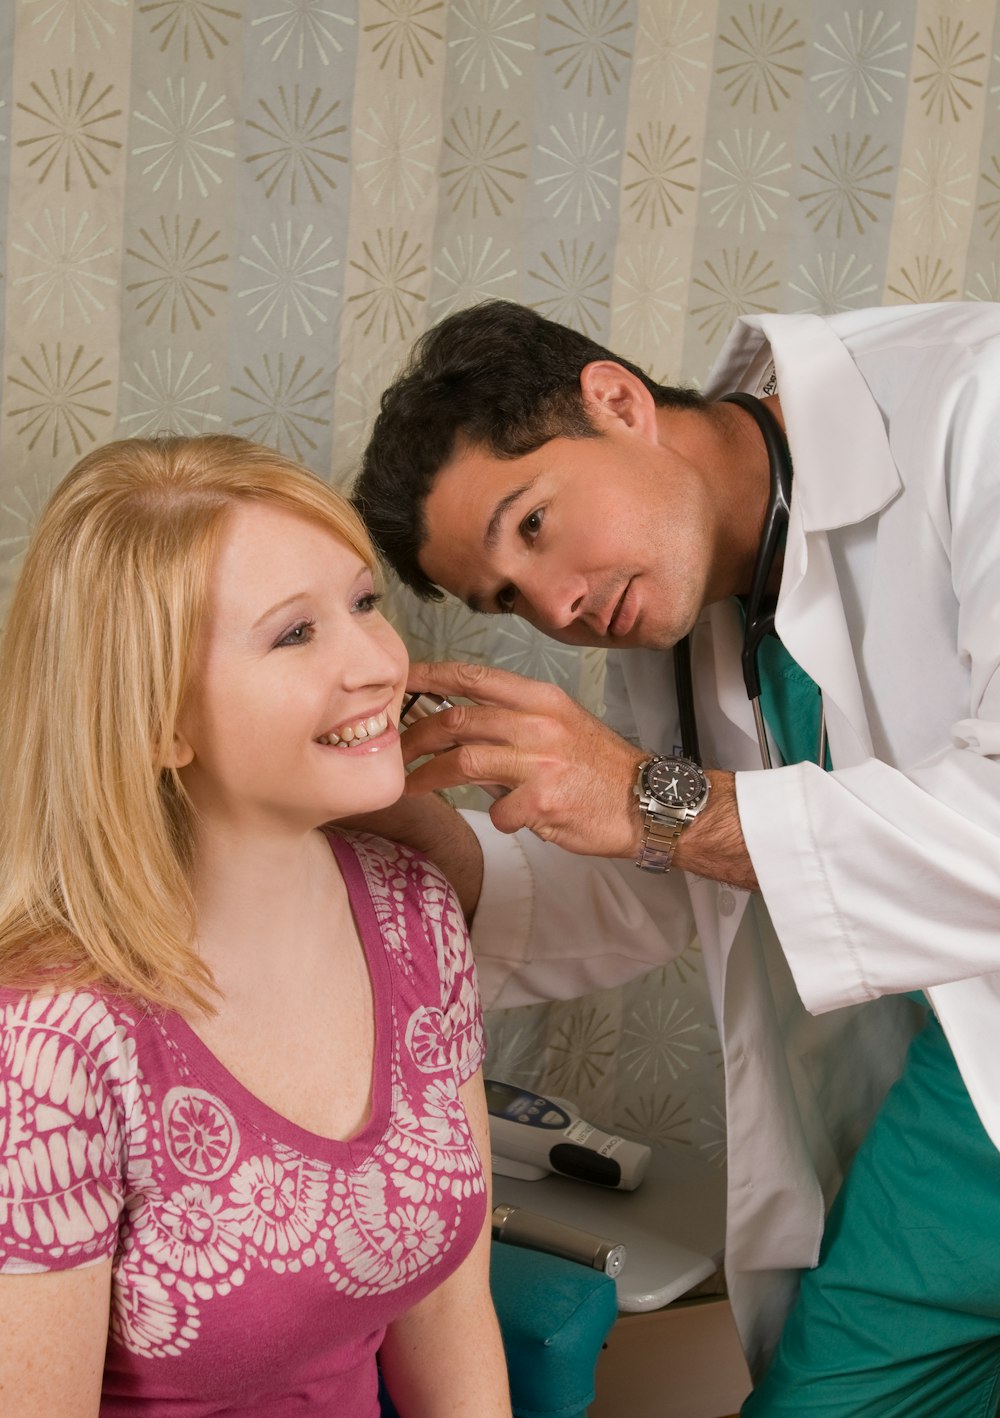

{"left": 0, "top": 434, "right": 375, "bottom": 1014}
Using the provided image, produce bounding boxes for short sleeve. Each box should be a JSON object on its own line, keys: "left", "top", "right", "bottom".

{"left": 405, "top": 856, "right": 486, "bottom": 1086}
{"left": 0, "top": 990, "right": 126, "bottom": 1272}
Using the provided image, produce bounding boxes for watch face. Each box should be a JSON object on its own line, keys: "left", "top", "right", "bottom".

{"left": 644, "top": 758, "right": 706, "bottom": 808}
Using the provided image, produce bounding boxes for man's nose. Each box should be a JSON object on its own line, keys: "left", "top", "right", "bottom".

{"left": 520, "top": 570, "right": 588, "bottom": 633}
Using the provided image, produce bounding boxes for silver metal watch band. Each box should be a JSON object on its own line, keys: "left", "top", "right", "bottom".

{"left": 635, "top": 808, "right": 685, "bottom": 873}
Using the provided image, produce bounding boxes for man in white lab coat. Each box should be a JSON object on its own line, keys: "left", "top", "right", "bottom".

{"left": 354, "top": 300, "right": 1000, "bottom": 1416}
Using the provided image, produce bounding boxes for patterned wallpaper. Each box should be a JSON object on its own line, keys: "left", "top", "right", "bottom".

{"left": 0, "top": 0, "right": 998, "bottom": 1167}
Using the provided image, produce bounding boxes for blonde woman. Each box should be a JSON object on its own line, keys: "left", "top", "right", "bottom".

{"left": 0, "top": 436, "right": 510, "bottom": 1418}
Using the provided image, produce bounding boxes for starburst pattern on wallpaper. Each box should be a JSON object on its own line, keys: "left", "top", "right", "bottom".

{"left": 544, "top": 0, "right": 631, "bottom": 98}
{"left": 126, "top": 216, "right": 228, "bottom": 332}
{"left": 17, "top": 69, "right": 122, "bottom": 190}
{"left": 621, "top": 998, "right": 701, "bottom": 1084}
{"left": 535, "top": 112, "right": 619, "bottom": 223}
{"left": 21, "top": 0, "right": 129, "bottom": 51}
{"left": 690, "top": 247, "right": 779, "bottom": 345}
{"left": 431, "top": 235, "right": 517, "bottom": 316}
{"left": 965, "top": 260, "right": 1000, "bottom": 304}
{"left": 899, "top": 140, "right": 972, "bottom": 243}
{"left": 7, "top": 342, "right": 112, "bottom": 457}
{"left": 231, "top": 353, "right": 331, "bottom": 459}
{"left": 623, "top": 121, "right": 695, "bottom": 229}
{"left": 913, "top": 16, "right": 986, "bottom": 124}
{"left": 252, "top": 1, "right": 355, "bottom": 68}
{"left": 355, "top": 99, "right": 437, "bottom": 214}
{"left": 12, "top": 210, "right": 116, "bottom": 326}
{"left": 811, "top": 9, "right": 906, "bottom": 118}
{"left": 490, "top": 618, "right": 586, "bottom": 692}
{"left": 702, "top": 127, "right": 791, "bottom": 233}
{"left": 441, "top": 107, "right": 526, "bottom": 219}
{"left": 528, "top": 237, "right": 610, "bottom": 336}
{"left": 612, "top": 248, "right": 683, "bottom": 354}
{"left": 887, "top": 256, "right": 958, "bottom": 305}
{"left": 449, "top": 0, "right": 534, "bottom": 91}
{"left": 635, "top": 0, "right": 710, "bottom": 107}
{"left": 139, "top": 0, "right": 242, "bottom": 61}
{"left": 347, "top": 228, "right": 426, "bottom": 342}
{"left": 977, "top": 154, "right": 1000, "bottom": 240}
{"left": 618, "top": 1092, "right": 694, "bottom": 1149}
{"left": 545, "top": 1004, "right": 617, "bottom": 1095}
{"left": 364, "top": 0, "right": 445, "bottom": 81}
{"left": 799, "top": 133, "right": 893, "bottom": 237}
{"left": 716, "top": 3, "right": 804, "bottom": 113}
{"left": 238, "top": 221, "right": 340, "bottom": 338}
{"left": 245, "top": 86, "right": 347, "bottom": 203}
{"left": 131, "top": 77, "right": 235, "bottom": 199}
{"left": 119, "top": 351, "right": 222, "bottom": 436}
{"left": 0, "top": 467, "right": 59, "bottom": 572}
{"left": 788, "top": 252, "right": 878, "bottom": 315}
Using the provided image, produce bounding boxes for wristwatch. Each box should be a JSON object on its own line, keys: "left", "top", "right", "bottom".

{"left": 634, "top": 755, "right": 710, "bottom": 872}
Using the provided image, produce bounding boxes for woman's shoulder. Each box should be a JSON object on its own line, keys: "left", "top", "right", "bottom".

{"left": 328, "top": 826, "right": 458, "bottom": 910}
{"left": 0, "top": 983, "right": 158, "bottom": 1090}
{"left": 329, "top": 828, "right": 471, "bottom": 983}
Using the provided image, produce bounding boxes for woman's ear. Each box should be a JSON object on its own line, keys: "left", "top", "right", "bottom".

{"left": 163, "top": 731, "right": 194, "bottom": 770}
{"left": 579, "top": 360, "right": 659, "bottom": 438}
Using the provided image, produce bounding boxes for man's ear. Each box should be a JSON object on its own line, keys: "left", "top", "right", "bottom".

{"left": 579, "top": 361, "right": 659, "bottom": 438}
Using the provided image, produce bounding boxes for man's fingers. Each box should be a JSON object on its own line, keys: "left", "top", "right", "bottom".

{"left": 404, "top": 741, "right": 525, "bottom": 797}
{"left": 400, "top": 702, "right": 550, "bottom": 765}
{"left": 406, "top": 660, "right": 563, "bottom": 712}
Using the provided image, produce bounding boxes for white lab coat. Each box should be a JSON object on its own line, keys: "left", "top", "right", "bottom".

{"left": 464, "top": 303, "right": 1000, "bottom": 1376}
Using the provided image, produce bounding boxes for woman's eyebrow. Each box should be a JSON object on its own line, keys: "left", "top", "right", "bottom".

{"left": 252, "top": 591, "right": 308, "bottom": 629}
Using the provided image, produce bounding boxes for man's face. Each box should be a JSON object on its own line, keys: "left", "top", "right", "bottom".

{"left": 419, "top": 421, "right": 717, "bottom": 652}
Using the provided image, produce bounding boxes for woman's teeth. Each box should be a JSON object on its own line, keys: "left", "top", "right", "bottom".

{"left": 316, "top": 710, "right": 390, "bottom": 748}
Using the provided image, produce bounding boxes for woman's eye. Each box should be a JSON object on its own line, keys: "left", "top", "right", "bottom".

{"left": 496, "top": 585, "right": 516, "bottom": 613}
{"left": 521, "top": 508, "right": 544, "bottom": 539}
{"left": 276, "top": 620, "right": 315, "bottom": 647}
{"left": 353, "top": 591, "right": 384, "bottom": 614}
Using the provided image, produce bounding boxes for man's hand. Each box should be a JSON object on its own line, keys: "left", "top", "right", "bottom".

{"left": 401, "top": 661, "right": 760, "bottom": 890}
{"left": 401, "top": 661, "right": 648, "bottom": 858}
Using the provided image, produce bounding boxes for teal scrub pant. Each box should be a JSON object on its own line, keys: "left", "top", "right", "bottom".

{"left": 743, "top": 1010, "right": 1000, "bottom": 1418}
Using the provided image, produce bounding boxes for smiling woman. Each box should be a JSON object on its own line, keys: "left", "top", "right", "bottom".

{"left": 0, "top": 435, "right": 511, "bottom": 1418}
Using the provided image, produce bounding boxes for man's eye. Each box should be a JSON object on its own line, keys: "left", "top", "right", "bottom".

{"left": 276, "top": 619, "right": 315, "bottom": 647}
{"left": 521, "top": 508, "right": 544, "bottom": 539}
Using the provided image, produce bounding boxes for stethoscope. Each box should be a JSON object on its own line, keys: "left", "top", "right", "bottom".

{"left": 673, "top": 391, "right": 827, "bottom": 772}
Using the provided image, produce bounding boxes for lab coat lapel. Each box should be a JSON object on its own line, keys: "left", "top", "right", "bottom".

{"left": 748, "top": 314, "right": 903, "bottom": 768}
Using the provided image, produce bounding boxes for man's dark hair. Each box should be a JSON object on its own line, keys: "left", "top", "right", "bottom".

{"left": 354, "top": 300, "right": 705, "bottom": 600}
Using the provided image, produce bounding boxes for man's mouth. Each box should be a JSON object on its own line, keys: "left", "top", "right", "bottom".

{"left": 316, "top": 709, "right": 390, "bottom": 748}
{"left": 608, "top": 581, "right": 636, "bottom": 637}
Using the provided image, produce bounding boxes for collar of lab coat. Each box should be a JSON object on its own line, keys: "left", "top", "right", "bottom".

{"left": 705, "top": 312, "right": 903, "bottom": 766}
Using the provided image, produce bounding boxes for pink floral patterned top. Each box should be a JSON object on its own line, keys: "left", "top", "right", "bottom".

{"left": 0, "top": 831, "right": 487, "bottom": 1416}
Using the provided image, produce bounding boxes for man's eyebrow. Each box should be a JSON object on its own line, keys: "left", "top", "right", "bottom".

{"left": 484, "top": 478, "right": 538, "bottom": 551}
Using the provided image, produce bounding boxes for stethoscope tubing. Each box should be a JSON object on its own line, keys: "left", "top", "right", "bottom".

{"left": 674, "top": 391, "right": 826, "bottom": 772}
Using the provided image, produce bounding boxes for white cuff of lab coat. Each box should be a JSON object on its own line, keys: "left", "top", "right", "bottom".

{"left": 736, "top": 763, "right": 871, "bottom": 1014}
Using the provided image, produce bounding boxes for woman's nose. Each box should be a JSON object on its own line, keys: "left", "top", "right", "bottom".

{"left": 346, "top": 615, "right": 408, "bottom": 689}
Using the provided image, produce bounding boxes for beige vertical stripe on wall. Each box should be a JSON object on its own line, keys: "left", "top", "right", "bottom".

{"left": 883, "top": 1, "right": 992, "bottom": 303}
{"left": 0, "top": 3, "right": 135, "bottom": 609}
{"left": 611, "top": 0, "right": 721, "bottom": 385}
{"left": 332, "top": 0, "right": 448, "bottom": 492}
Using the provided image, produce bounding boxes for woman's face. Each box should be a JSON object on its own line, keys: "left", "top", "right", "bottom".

{"left": 175, "top": 501, "right": 408, "bottom": 837}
